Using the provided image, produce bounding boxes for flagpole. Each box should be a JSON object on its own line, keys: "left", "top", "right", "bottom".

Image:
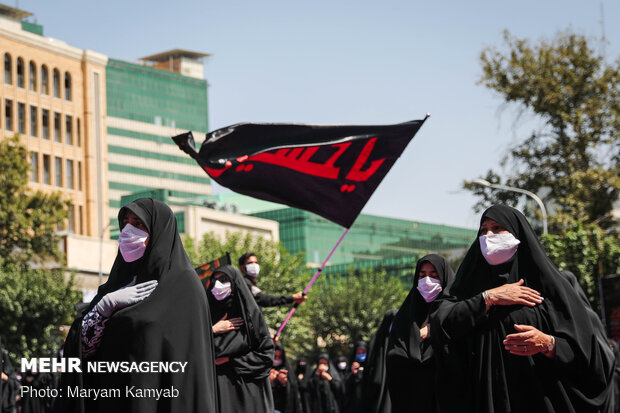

{"left": 274, "top": 228, "right": 350, "bottom": 341}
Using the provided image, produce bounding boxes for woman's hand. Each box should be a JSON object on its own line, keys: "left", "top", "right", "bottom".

{"left": 503, "top": 324, "right": 555, "bottom": 357}
{"left": 212, "top": 313, "right": 244, "bottom": 335}
{"left": 215, "top": 356, "right": 230, "bottom": 366}
{"left": 420, "top": 316, "right": 430, "bottom": 341}
{"left": 269, "top": 368, "right": 278, "bottom": 383}
{"left": 486, "top": 279, "right": 543, "bottom": 308}
{"left": 95, "top": 277, "right": 158, "bottom": 318}
{"left": 277, "top": 369, "right": 288, "bottom": 385}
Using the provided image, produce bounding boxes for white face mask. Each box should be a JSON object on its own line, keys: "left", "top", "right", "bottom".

{"left": 479, "top": 233, "right": 521, "bottom": 265}
{"left": 245, "top": 262, "right": 260, "bottom": 278}
{"left": 211, "top": 280, "right": 232, "bottom": 301}
{"left": 416, "top": 276, "right": 443, "bottom": 302}
{"left": 337, "top": 362, "right": 347, "bottom": 370}
{"left": 119, "top": 223, "right": 149, "bottom": 262}
{"left": 273, "top": 359, "right": 283, "bottom": 367}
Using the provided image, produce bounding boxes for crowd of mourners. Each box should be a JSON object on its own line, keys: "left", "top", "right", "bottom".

{"left": 1, "top": 199, "right": 619, "bottom": 413}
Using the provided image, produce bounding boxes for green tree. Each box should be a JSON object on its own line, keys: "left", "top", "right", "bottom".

{"left": 303, "top": 269, "right": 408, "bottom": 358}
{"left": 0, "top": 266, "right": 81, "bottom": 365}
{"left": 464, "top": 30, "right": 619, "bottom": 231}
{"left": 542, "top": 222, "right": 620, "bottom": 311}
{"left": 0, "top": 134, "right": 68, "bottom": 268}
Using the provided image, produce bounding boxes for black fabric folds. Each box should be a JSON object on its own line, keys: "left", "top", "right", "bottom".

{"left": 272, "top": 343, "right": 303, "bottom": 413}
{"left": 431, "top": 204, "right": 614, "bottom": 413}
{"left": 360, "top": 309, "right": 397, "bottom": 413}
{"left": 1, "top": 346, "right": 18, "bottom": 413}
{"left": 57, "top": 198, "right": 218, "bottom": 413}
{"left": 386, "top": 254, "right": 455, "bottom": 413}
{"left": 309, "top": 354, "right": 344, "bottom": 413}
{"left": 208, "top": 265, "right": 274, "bottom": 413}
{"left": 295, "top": 357, "right": 313, "bottom": 413}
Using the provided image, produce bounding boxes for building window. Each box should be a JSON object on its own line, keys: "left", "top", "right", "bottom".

{"left": 67, "top": 204, "right": 74, "bottom": 233}
{"left": 54, "top": 112, "right": 61, "bottom": 142}
{"left": 64, "top": 72, "right": 71, "bottom": 101}
{"left": 18, "top": 103, "right": 25, "bottom": 134}
{"left": 41, "top": 65, "right": 49, "bottom": 94}
{"left": 29, "top": 61, "right": 36, "bottom": 91}
{"left": 30, "top": 106, "right": 37, "bottom": 137}
{"left": 4, "top": 53, "right": 11, "bottom": 84}
{"left": 65, "top": 115, "right": 72, "bottom": 145}
{"left": 66, "top": 159, "right": 74, "bottom": 189}
{"left": 77, "top": 161, "right": 82, "bottom": 190}
{"left": 16, "top": 58, "right": 24, "bottom": 88}
{"left": 30, "top": 152, "right": 38, "bottom": 182}
{"left": 5, "top": 100, "right": 12, "bottom": 131}
{"left": 79, "top": 205, "right": 84, "bottom": 235}
{"left": 55, "top": 156, "right": 62, "bottom": 187}
{"left": 43, "top": 154, "right": 50, "bottom": 184}
{"left": 53, "top": 69, "right": 60, "bottom": 98}
{"left": 42, "top": 109, "right": 49, "bottom": 139}
{"left": 76, "top": 118, "right": 81, "bottom": 146}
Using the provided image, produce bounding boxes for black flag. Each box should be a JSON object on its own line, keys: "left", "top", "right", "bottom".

{"left": 174, "top": 119, "right": 426, "bottom": 228}
{"left": 195, "top": 253, "right": 231, "bottom": 292}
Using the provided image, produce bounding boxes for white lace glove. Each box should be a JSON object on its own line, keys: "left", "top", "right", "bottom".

{"left": 96, "top": 277, "right": 158, "bottom": 317}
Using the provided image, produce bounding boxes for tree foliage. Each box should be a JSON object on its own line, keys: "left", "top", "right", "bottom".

{"left": 0, "top": 266, "right": 81, "bottom": 365}
{"left": 464, "top": 30, "right": 619, "bottom": 231}
{"left": 302, "top": 270, "right": 408, "bottom": 359}
{"left": 0, "top": 134, "right": 68, "bottom": 268}
{"left": 542, "top": 222, "right": 620, "bottom": 312}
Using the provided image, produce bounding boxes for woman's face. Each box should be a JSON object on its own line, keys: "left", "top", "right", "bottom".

{"left": 212, "top": 272, "right": 230, "bottom": 284}
{"left": 122, "top": 210, "right": 149, "bottom": 245}
{"left": 418, "top": 261, "right": 439, "bottom": 282}
{"left": 479, "top": 218, "right": 510, "bottom": 236}
{"left": 274, "top": 350, "right": 283, "bottom": 362}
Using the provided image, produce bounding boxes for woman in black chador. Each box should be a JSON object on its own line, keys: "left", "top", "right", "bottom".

{"left": 342, "top": 341, "right": 368, "bottom": 413}
{"left": 208, "top": 265, "right": 274, "bottom": 413}
{"left": 295, "top": 357, "right": 312, "bottom": 413}
{"left": 57, "top": 198, "right": 218, "bottom": 413}
{"left": 430, "top": 204, "right": 615, "bottom": 413}
{"left": 309, "top": 353, "right": 344, "bottom": 413}
{"left": 270, "top": 342, "right": 303, "bottom": 413}
{"left": 386, "top": 254, "right": 455, "bottom": 413}
{"left": 360, "top": 309, "right": 397, "bottom": 413}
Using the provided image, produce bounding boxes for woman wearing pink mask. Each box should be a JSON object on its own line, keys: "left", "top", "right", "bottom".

{"left": 430, "top": 204, "right": 614, "bottom": 413}
{"left": 386, "top": 254, "right": 455, "bottom": 413}
{"left": 56, "top": 198, "right": 218, "bottom": 413}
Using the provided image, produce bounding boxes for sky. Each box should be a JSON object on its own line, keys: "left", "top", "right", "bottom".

{"left": 17, "top": 0, "right": 620, "bottom": 229}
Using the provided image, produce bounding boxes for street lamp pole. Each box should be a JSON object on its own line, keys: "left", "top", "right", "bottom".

{"left": 472, "top": 179, "right": 548, "bottom": 235}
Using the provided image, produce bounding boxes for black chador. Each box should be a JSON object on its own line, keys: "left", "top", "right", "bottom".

{"left": 271, "top": 343, "right": 303, "bottom": 413}
{"left": 309, "top": 354, "right": 344, "bottom": 413}
{"left": 56, "top": 199, "right": 218, "bottom": 413}
{"left": 360, "top": 309, "right": 397, "bottom": 413}
{"left": 342, "top": 341, "right": 368, "bottom": 413}
{"left": 208, "top": 265, "right": 275, "bottom": 413}
{"left": 1, "top": 346, "right": 19, "bottom": 413}
{"left": 295, "top": 357, "right": 312, "bottom": 413}
{"left": 430, "top": 205, "right": 615, "bottom": 413}
{"left": 387, "top": 254, "right": 455, "bottom": 413}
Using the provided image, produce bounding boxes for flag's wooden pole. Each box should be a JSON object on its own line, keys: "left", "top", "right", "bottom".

{"left": 273, "top": 228, "right": 350, "bottom": 341}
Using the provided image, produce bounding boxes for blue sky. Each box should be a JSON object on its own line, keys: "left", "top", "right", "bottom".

{"left": 19, "top": 0, "right": 619, "bottom": 229}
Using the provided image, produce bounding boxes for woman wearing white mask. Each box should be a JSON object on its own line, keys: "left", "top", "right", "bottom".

{"left": 208, "top": 265, "right": 275, "bottom": 413}
{"left": 386, "top": 254, "right": 454, "bottom": 413}
{"left": 56, "top": 198, "right": 218, "bottom": 413}
{"left": 430, "top": 204, "right": 614, "bottom": 413}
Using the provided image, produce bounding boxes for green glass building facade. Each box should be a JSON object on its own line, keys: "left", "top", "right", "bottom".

{"left": 105, "top": 57, "right": 211, "bottom": 228}
{"left": 253, "top": 208, "right": 476, "bottom": 283}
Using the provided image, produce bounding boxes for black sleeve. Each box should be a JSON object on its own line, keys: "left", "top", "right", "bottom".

{"left": 430, "top": 293, "right": 488, "bottom": 347}
{"left": 254, "top": 292, "right": 294, "bottom": 307}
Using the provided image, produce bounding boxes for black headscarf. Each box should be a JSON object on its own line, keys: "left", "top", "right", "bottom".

{"left": 431, "top": 204, "right": 614, "bottom": 413}
{"left": 57, "top": 198, "right": 218, "bottom": 413}
{"left": 360, "top": 309, "right": 397, "bottom": 413}
{"left": 208, "top": 265, "right": 274, "bottom": 379}
{"left": 272, "top": 342, "right": 303, "bottom": 413}
{"left": 388, "top": 254, "right": 454, "bottom": 364}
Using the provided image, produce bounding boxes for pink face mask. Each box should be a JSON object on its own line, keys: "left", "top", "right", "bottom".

{"left": 118, "top": 223, "right": 149, "bottom": 262}
{"left": 479, "top": 233, "right": 521, "bottom": 265}
{"left": 416, "top": 276, "right": 442, "bottom": 302}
